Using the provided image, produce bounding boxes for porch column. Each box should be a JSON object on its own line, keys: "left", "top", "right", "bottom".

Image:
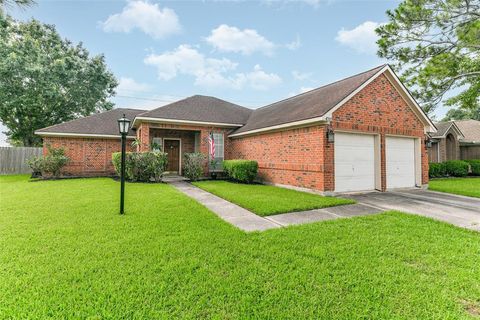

{"left": 138, "top": 122, "right": 150, "bottom": 152}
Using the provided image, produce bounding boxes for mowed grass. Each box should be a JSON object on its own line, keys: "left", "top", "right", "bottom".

{"left": 429, "top": 177, "right": 480, "bottom": 198}
{"left": 1, "top": 176, "right": 480, "bottom": 319}
{"left": 192, "top": 180, "right": 354, "bottom": 216}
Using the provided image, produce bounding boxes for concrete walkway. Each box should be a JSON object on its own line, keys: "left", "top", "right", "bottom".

{"left": 344, "top": 189, "right": 480, "bottom": 231}
{"left": 169, "top": 181, "right": 382, "bottom": 232}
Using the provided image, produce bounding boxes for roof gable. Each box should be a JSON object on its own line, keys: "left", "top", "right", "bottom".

{"left": 231, "top": 64, "right": 436, "bottom": 137}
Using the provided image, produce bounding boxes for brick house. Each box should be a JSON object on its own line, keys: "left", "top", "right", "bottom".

{"left": 428, "top": 120, "right": 480, "bottom": 162}
{"left": 36, "top": 64, "right": 437, "bottom": 193}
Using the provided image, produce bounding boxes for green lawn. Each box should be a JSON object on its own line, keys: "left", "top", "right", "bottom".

{"left": 192, "top": 180, "right": 355, "bottom": 216}
{"left": 1, "top": 176, "right": 480, "bottom": 319}
{"left": 429, "top": 177, "right": 480, "bottom": 198}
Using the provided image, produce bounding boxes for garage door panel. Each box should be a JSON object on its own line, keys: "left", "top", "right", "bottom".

{"left": 386, "top": 136, "right": 416, "bottom": 189}
{"left": 335, "top": 133, "right": 376, "bottom": 192}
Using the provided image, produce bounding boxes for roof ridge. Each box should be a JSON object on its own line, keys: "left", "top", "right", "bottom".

{"left": 37, "top": 108, "right": 130, "bottom": 132}
{"left": 253, "top": 64, "right": 387, "bottom": 112}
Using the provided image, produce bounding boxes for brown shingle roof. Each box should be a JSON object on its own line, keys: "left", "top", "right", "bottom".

{"left": 456, "top": 120, "right": 480, "bottom": 143}
{"left": 36, "top": 108, "right": 145, "bottom": 137}
{"left": 432, "top": 122, "right": 454, "bottom": 137}
{"left": 137, "top": 95, "right": 252, "bottom": 125}
{"left": 232, "top": 64, "right": 386, "bottom": 135}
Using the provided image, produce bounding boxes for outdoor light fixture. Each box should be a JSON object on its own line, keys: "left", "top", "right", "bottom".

{"left": 325, "top": 117, "right": 334, "bottom": 143}
{"left": 117, "top": 114, "right": 131, "bottom": 215}
{"left": 327, "top": 127, "right": 335, "bottom": 143}
{"left": 425, "top": 138, "right": 433, "bottom": 148}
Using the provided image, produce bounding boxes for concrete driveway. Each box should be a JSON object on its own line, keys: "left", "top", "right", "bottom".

{"left": 343, "top": 189, "right": 480, "bottom": 231}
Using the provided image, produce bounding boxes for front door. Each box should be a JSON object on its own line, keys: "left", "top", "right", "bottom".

{"left": 164, "top": 139, "right": 180, "bottom": 173}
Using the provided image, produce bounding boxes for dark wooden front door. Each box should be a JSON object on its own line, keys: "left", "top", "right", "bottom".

{"left": 165, "top": 139, "right": 180, "bottom": 173}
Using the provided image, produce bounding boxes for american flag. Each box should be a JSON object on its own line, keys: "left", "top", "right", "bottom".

{"left": 208, "top": 133, "right": 215, "bottom": 159}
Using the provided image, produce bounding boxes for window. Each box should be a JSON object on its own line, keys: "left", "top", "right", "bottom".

{"left": 210, "top": 133, "right": 224, "bottom": 170}
{"left": 151, "top": 137, "right": 163, "bottom": 152}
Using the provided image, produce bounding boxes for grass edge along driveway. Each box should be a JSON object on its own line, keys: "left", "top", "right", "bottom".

{"left": 428, "top": 177, "right": 480, "bottom": 198}
{"left": 1, "top": 175, "right": 480, "bottom": 319}
{"left": 192, "top": 180, "right": 354, "bottom": 216}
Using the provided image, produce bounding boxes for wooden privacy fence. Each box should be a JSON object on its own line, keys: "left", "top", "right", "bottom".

{"left": 0, "top": 147, "right": 43, "bottom": 175}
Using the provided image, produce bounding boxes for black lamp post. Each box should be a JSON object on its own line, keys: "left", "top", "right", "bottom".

{"left": 117, "top": 114, "right": 131, "bottom": 215}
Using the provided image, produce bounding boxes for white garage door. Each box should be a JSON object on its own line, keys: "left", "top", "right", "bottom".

{"left": 386, "top": 136, "right": 416, "bottom": 189}
{"left": 335, "top": 132, "right": 376, "bottom": 192}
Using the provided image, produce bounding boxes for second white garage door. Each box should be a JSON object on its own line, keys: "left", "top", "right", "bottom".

{"left": 386, "top": 136, "right": 416, "bottom": 189}
{"left": 335, "top": 132, "right": 376, "bottom": 192}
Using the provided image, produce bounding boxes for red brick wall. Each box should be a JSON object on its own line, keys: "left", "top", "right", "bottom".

{"left": 228, "top": 125, "right": 327, "bottom": 190}
{"left": 43, "top": 137, "right": 134, "bottom": 176}
{"left": 136, "top": 122, "right": 236, "bottom": 174}
{"left": 331, "top": 74, "right": 429, "bottom": 189}
{"left": 229, "top": 74, "right": 429, "bottom": 191}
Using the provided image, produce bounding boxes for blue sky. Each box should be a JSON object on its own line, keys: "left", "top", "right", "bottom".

{"left": 1, "top": 0, "right": 449, "bottom": 145}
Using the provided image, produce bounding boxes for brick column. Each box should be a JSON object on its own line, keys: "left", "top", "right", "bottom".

{"left": 138, "top": 122, "right": 150, "bottom": 152}
{"left": 323, "top": 126, "right": 335, "bottom": 192}
{"left": 380, "top": 133, "right": 386, "bottom": 191}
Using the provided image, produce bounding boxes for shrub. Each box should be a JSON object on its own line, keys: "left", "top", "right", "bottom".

{"left": 444, "top": 160, "right": 469, "bottom": 177}
{"left": 183, "top": 153, "right": 206, "bottom": 181}
{"left": 112, "top": 151, "right": 168, "bottom": 182}
{"left": 466, "top": 159, "right": 480, "bottom": 176}
{"left": 26, "top": 145, "right": 69, "bottom": 178}
{"left": 428, "top": 162, "right": 446, "bottom": 178}
{"left": 223, "top": 160, "right": 258, "bottom": 183}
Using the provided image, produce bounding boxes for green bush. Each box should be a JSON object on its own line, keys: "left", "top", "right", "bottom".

{"left": 26, "top": 145, "right": 69, "bottom": 178}
{"left": 444, "top": 160, "right": 469, "bottom": 177}
{"left": 428, "top": 162, "right": 447, "bottom": 178}
{"left": 183, "top": 153, "right": 206, "bottom": 181}
{"left": 223, "top": 160, "right": 258, "bottom": 183}
{"left": 465, "top": 159, "right": 480, "bottom": 176}
{"left": 112, "top": 151, "right": 168, "bottom": 182}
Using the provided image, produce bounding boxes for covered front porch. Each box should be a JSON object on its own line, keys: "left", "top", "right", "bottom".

{"left": 135, "top": 122, "right": 229, "bottom": 175}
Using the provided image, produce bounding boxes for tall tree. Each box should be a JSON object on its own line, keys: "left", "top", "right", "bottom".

{"left": 0, "top": 0, "right": 35, "bottom": 9}
{"left": 376, "top": 0, "right": 480, "bottom": 116}
{"left": 0, "top": 14, "right": 117, "bottom": 146}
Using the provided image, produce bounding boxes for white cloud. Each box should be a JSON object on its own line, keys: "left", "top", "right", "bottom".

{"left": 292, "top": 70, "right": 312, "bottom": 81}
{"left": 285, "top": 35, "right": 301, "bottom": 50}
{"left": 288, "top": 86, "right": 315, "bottom": 97}
{"left": 244, "top": 65, "right": 282, "bottom": 90}
{"left": 101, "top": 1, "right": 181, "bottom": 39}
{"left": 117, "top": 77, "right": 151, "bottom": 94}
{"left": 144, "top": 45, "right": 281, "bottom": 90}
{"left": 113, "top": 94, "right": 182, "bottom": 110}
{"left": 205, "top": 24, "right": 275, "bottom": 56}
{"left": 335, "top": 21, "right": 381, "bottom": 54}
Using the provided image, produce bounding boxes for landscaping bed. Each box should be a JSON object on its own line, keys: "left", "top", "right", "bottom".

{"left": 429, "top": 177, "right": 480, "bottom": 198}
{"left": 1, "top": 175, "right": 480, "bottom": 319}
{"left": 192, "top": 180, "right": 353, "bottom": 216}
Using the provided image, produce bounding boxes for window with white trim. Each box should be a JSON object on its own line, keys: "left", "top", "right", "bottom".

{"left": 210, "top": 133, "right": 224, "bottom": 170}
{"left": 151, "top": 137, "right": 163, "bottom": 152}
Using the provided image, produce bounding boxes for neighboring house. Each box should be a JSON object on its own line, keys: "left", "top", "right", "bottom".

{"left": 35, "top": 64, "right": 436, "bottom": 193}
{"left": 428, "top": 120, "right": 480, "bottom": 162}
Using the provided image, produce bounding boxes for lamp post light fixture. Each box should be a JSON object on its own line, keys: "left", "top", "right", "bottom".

{"left": 117, "top": 114, "right": 131, "bottom": 215}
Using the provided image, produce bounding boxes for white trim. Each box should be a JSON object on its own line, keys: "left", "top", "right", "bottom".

{"left": 324, "top": 65, "right": 436, "bottom": 133}
{"left": 34, "top": 131, "right": 136, "bottom": 139}
{"left": 132, "top": 116, "right": 244, "bottom": 129}
{"left": 163, "top": 138, "right": 182, "bottom": 174}
{"left": 229, "top": 117, "right": 327, "bottom": 138}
